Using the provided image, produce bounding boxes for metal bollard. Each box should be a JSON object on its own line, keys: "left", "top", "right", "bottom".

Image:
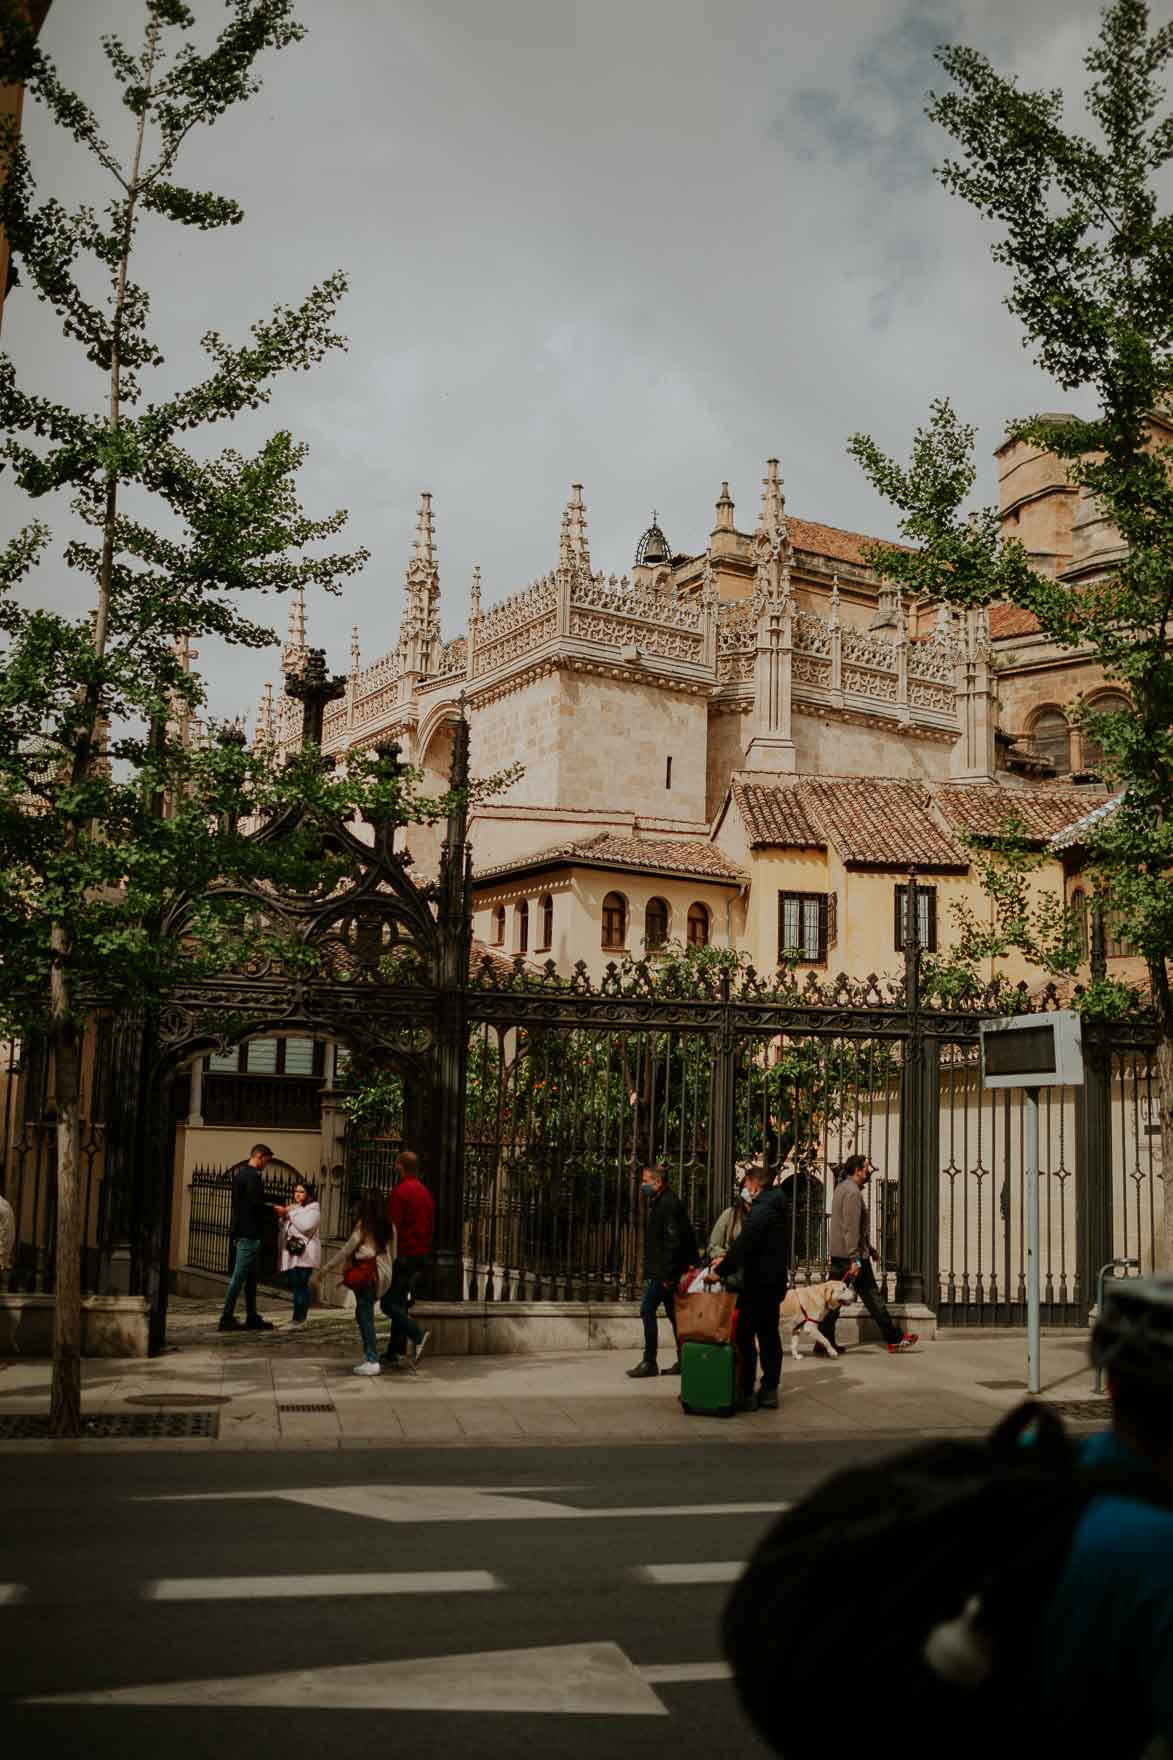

{"left": 1093, "top": 1257, "right": 1139, "bottom": 1392}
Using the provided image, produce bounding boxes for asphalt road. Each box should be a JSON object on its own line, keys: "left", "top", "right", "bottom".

{"left": 2, "top": 1438, "right": 899, "bottom": 1759}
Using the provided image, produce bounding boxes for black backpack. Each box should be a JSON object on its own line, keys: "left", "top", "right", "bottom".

{"left": 721, "top": 1401, "right": 1168, "bottom": 1760}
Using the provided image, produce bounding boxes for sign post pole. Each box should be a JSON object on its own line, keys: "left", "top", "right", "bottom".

{"left": 1025, "top": 1085, "right": 1040, "bottom": 1397}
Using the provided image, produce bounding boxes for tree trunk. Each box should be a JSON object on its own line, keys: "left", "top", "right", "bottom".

{"left": 49, "top": 1007, "right": 83, "bottom": 1437}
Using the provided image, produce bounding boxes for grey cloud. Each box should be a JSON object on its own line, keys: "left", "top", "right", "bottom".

{"left": 0, "top": 0, "right": 1115, "bottom": 723}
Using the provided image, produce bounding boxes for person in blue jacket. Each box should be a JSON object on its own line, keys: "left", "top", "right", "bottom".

{"left": 1035, "top": 1273, "right": 1173, "bottom": 1756}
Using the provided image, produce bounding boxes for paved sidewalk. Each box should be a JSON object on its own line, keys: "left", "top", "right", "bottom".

{"left": 0, "top": 1298, "right": 1107, "bottom": 1451}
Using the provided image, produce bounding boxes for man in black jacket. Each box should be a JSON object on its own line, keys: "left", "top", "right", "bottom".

{"left": 218, "top": 1143, "right": 275, "bottom": 1333}
{"left": 710, "top": 1161, "right": 788, "bottom": 1410}
{"left": 627, "top": 1164, "right": 698, "bottom": 1380}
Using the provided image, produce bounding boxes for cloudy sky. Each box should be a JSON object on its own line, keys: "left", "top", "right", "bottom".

{"left": 2, "top": 0, "right": 1113, "bottom": 723}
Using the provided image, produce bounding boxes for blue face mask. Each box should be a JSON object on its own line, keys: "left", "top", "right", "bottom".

{"left": 641, "top": 1181, "right": 657, "bottom": 1199}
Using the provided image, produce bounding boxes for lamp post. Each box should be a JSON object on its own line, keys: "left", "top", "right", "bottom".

{"left": 1093, "top": 1257, "right": 1140, "bottom": 1392}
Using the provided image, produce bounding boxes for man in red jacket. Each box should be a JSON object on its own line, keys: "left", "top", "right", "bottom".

{"left": 380, "top": 1150, "right": 435, "bottom": 1369}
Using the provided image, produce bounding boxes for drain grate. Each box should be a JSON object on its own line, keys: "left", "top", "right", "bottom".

{"left": 278, "top": 1403, "right": 336, "bottom": 1414}
{"left": 0, "top": 1410, "right": 220, "bottom": 1439}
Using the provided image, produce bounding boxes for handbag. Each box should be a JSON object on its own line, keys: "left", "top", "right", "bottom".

{"left": 342, "top": 1255, "right": 378, "bottom": 1291}
{"left": 675, "top": 1286, "right": 738, "bottom": 1346}
{"left": 285, "top": 1231, "right": 307, "bottom": 1257}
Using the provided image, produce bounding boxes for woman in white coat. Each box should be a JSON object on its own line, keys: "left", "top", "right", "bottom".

{"left": 274, "top": 1179, "right": 321, "bottom": 1325}
{"left": 319, "top": 1191, "right": 394, "bottom": 1375}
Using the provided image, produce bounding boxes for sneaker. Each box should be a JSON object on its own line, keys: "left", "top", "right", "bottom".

{"left": 626, "top": 1360, "right": 659, "bottom": 1379}
{"left": 662, "top": 1360, "right": 681, "bottom": 1375}
{"left": 734, "top": 1393, "right": 757, "bottom": 1412}
{"left": 217, "top": 1316, "right": 244, "bottom": 1332}
{"left": 887, "top": 1334, "right": 919, "bottom": 1353}
{"left": 353, "top": 1360, "right": 382, "bottom": 1376}
{"left": 243, "top": 1316, "right": 274, "bottom": 1331}
{"left": 756, "top": 1389, "right": 780, "bottom": 1410}
{"left": 410, "top": 1330, "right": 431, "bottom": 1369}
{"left": 383, "top": 1355, "right": 408, "bottom": 1370}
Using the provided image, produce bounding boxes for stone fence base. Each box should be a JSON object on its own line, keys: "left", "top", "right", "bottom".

{"left": 0, "top": 1294, "right": 151, "bottom": 1358}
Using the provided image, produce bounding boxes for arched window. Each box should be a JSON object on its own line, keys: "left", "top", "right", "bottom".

{"left": 1030, "top": 706, "right": 1070, "bottom": 772}
{"left": 602, "top": 891, "right": 627, "bottom": 950}
{"left": 515, "top": 899, "right": 529, "bottom": 954}
{"left": 687, "top": 902, "right": 710, "bottom": 946}
{"left": 645, "top": 897, "right": 670, "bottom": 951}
{"left": 539, "top": 893, "right": 554, "bottom": 951}
{"left": 1070, "top": 886, "right": 1088, "bottom": 959}
{"left": 491, "top": 905, "right": 506, "bottom": 946}
{"left": 1080, "top": 691, "right": 1131, "bottom": 774}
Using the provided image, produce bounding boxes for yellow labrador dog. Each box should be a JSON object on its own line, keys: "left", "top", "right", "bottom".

{"left": 780, "top": 1280, "right": 854, "bottom": 1359}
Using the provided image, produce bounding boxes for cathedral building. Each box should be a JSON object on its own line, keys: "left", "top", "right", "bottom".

{"left": 256, "top": 452, "right": 1121, "bottom": 984}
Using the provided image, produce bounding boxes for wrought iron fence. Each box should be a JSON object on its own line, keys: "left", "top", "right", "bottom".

{"left": 185, "top": 1162, "right": 301, "bottom": 1283}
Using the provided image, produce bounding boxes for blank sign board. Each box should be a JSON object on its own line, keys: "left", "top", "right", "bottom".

{"left": 980, "top": 1011, "right": 1084, "bottom": 1089}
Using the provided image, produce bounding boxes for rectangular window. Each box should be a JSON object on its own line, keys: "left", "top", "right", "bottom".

{"left": 894, "top": 884, "right": 938, "bottom": 953}
{"left": 282, "top": 1038, "right": 316, "bottom": 1077}
{"left": 206, "top": 1046, "right": 241, "bottom": 1074}
{"left": 778, "top": 892, "right": 828, "bottom": 965}
{"left": 665, "top": 755, "right": 672, "bottom": 790}
{"left": 1106, "top": 908, "right": 1137, "bottom": 960}
{"left": 243, "top": 1038, "right": 278, "bottom": 1074}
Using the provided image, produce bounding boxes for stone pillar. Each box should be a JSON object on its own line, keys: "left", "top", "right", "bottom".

{"left": 744, "top": 587, "right": 797, "bottom": 772}
{"left": 185, "top": 1056, "right": 204, "bottom": 1128}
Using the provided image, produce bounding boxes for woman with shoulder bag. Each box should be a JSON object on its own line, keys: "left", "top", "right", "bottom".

{"left": 274, "top": 1179, "right": 320, "bottom": 1325}
{"left": 318, "top": 1191, "right": 393, "bottom": 1375}
{"left": 707, "top": 1169, "right": 752, "bottom": 1292}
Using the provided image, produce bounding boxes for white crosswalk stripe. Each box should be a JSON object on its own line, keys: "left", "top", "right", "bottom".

{"left": 146, "top": 1570, "right": 500, "bottom": 1600}
{"left": 633, "top": 1562, "right": 740, "bottom": 1585}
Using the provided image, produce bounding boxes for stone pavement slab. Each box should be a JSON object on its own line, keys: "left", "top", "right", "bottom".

{"left": 0, "top": 1306, "right": 1107, "bottom": 1452}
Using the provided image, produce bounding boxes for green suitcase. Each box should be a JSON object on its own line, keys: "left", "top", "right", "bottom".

{"left": 679, "top": 1338, "right": 737, "bottom": 1418}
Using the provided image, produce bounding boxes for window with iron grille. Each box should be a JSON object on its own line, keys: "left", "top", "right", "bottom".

{"left": 516, "top": 899, "right": 529, "bottom": 954}
{"left": 894, "top": 884, "right": 938, "bottom": 952}
{"left": 538, "top": 893, "right": 554, "bottom": 951}
{"left": 1070, "top": 887, "right": 1088, "bottom": 958}
{"left": 778, "top": 892, "right": 828, "bottom": 965}
{"left": 491, "top": 904, "right": 506, "bottom": 945}
{"left": 687, "top": 901, "right": 709, "bottom": 946}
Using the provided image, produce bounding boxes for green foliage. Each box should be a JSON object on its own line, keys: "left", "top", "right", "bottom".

{"left": 341, "top": 1065, "right": 405, "bottom": 1139}
{"left": 0, "top": 3, "right": 379, "bottom": 1044}
{"left": 848, "top": 0, "right": 1173, "bottom": 1031}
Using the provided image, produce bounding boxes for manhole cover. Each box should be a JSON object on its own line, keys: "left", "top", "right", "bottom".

{"left": 123, "top": 1393, "right": 232, "bottom": 1408}
{"left": 278, "top": 1403, "right": 336, "bottom": 1414}
{"left": 1044, "top": 1399, "right": 1113, "bottom": 1422}
{"left": 0, "top": 1411, "right": 220, "bottom": 1439}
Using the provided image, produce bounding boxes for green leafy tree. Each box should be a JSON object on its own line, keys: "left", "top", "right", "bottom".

{"left": 848, "top": 0, "right": 1173, "bottom": 1264}
{"left": 0, "top": 0, "right": 378, "bottom": 1435}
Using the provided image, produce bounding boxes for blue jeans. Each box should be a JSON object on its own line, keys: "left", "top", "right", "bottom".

{"left": 287, "top": 1265, "right": 312, "bottom": 1322}
{"left": 380, "top": 1255, "right": 425, "bottom": 1359}
{"left": 221, "top": 1237, "right": 260, "bottom": 1322}
{"left": 354, "top": 1288, "right": 378, "bottom": 1362}
{"left": 640, "top": 1278, "right": 677, "bottom": 1364}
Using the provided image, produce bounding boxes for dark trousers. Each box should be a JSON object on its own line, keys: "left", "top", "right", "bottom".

{"left": 380, "top": 1254, "right": 426, "bottom": 1359}
{"left": 735, "top": 1287, "right": 784, "bottom": 1394}
{"left": 821, "top": 1256, "right": 902, "bottom": 1347}
{"left": 221, "top": 1236, "right": 260, "bottom": 1321}
{"left": 287, "top": 1265, "right": 312, "bottom": 1322}
{"left": 640, "top": 1279, "right": 677, "bottom": 1363}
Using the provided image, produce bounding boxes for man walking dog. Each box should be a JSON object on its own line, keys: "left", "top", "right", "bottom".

{"left": 819, "top": 1154, "right": 917, "bottom": 1354}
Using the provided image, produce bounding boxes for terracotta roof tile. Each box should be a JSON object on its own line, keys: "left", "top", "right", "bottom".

{"left": 934, "top": 785, "right": 1106, "bottom": 845}
{"left": 787, "top": 517, "right": 908, "bottom": 569}
{"left": 731, "top": 776, "right": 968, "bottom": 868}
{"left": 989, "top": 604, "right": 1041, "bottom": 639}
{"left": 732, "top": 779, "right": 825, "bottom": 849}
{"left": 1049, "top": 791, "right": 1125, "bottom": 851}
{"left": 799, "top": 778, "right": 967, "bottom": 868}
{"left": 474, "top": 833, "right": 745, "bottom": 885}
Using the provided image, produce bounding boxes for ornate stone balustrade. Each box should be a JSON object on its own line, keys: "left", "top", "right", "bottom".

{"left": 472, "top": 574, "right": 558, "bottom": 677}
